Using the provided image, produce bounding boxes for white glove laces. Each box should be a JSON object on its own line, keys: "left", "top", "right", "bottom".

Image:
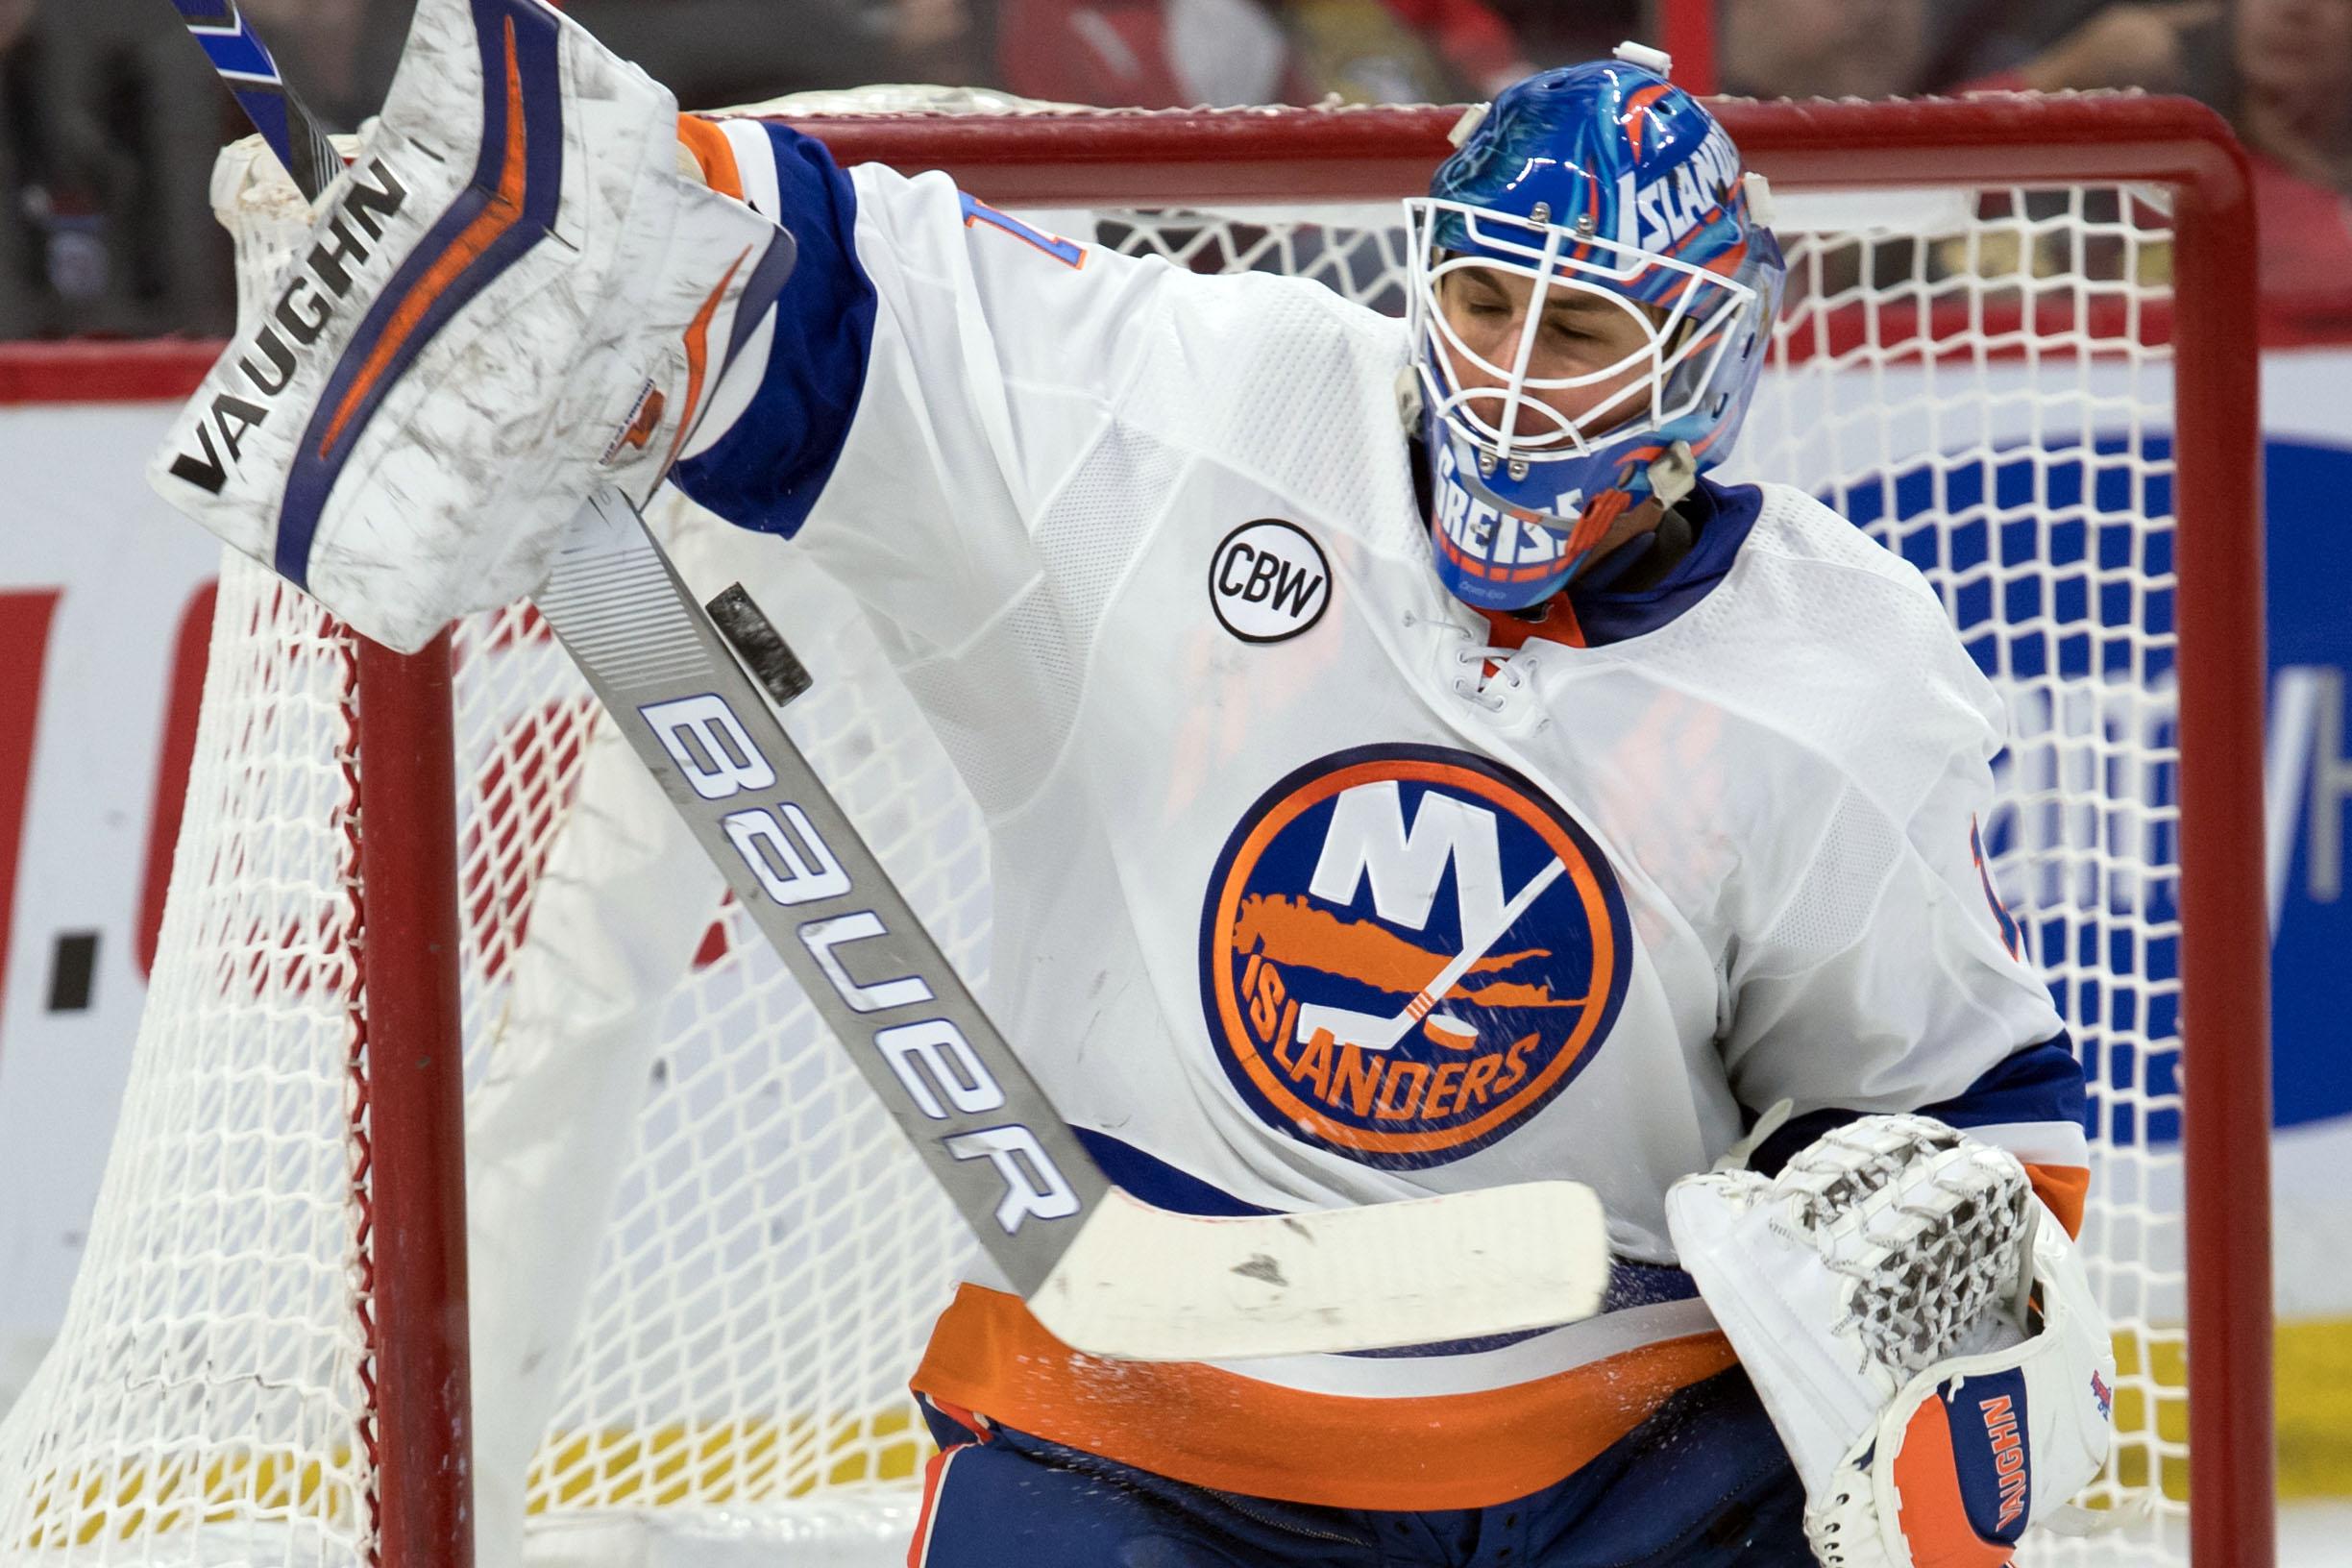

{"left": 1803, "top": 1133, "right": 2031, "bottom": 1380}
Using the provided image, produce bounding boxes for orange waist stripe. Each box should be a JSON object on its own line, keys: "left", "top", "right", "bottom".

{"left": 910, "top": 1283, "right": 1738, "bottom": 1511}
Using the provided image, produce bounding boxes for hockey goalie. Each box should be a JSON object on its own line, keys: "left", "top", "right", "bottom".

{"left": 147, "top": 0, "right": 2119, "bottom": 1559}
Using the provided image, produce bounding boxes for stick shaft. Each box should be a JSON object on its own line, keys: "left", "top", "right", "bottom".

{"left": 536, "top": 491, "right": 1113, "bottom": 1296}
{"left": 167, "top": 0, "right": 346, "bottom": 202}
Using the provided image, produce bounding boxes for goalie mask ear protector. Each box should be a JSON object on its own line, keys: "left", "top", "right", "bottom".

{"left": 1407, "top": 45, "right": 1786, "bottom": 612}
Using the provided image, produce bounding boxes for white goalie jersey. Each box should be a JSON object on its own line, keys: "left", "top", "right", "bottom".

{"left": 667, "top": 114, "right": 2090, "bottom": 1511}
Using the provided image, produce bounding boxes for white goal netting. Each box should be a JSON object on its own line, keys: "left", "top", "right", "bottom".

{"left": 0, "top": 109, "right": 2198, "bottom": 1567}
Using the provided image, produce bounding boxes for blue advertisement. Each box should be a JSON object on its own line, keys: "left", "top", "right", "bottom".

{"left": 1829, "top": 423, "right": 2350, "bottom": 1142}
{"left": 2266, "top": 434, "right": 2352, "bottom": 1130}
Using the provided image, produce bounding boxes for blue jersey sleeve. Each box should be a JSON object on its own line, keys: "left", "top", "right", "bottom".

{"left": 670, "top": 120, "right": 877, "bottom": 540}
{"left": 1749, "top": 1034, "right": 2088, "bottom": 1161}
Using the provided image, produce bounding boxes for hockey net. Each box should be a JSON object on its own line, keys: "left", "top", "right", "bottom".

{"left": 0, "top": 95, "right": 2266, "bottom": 1567}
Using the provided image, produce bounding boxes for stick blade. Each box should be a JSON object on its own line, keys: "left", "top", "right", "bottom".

{"left": 1027, "top": 1181, "right": 1609, "bottom": 1361}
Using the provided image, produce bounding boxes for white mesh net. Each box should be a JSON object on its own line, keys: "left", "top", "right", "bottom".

{"left": 0, "top": 114, "right": 2203, "bottom": 1567}
{"left": 0, "top": 579, "right": 380, "bottom": 1563}
{"left": 1742, "top": 181, "right": 2190, "bottom": 1567}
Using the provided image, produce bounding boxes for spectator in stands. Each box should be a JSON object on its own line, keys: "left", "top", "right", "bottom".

{"left": 1480, "top": 0, "right": 1635, "bottom": 74}
{"left": 0, "top": 0, "right": 34, "bottom": 336}
{"left": 994, "top": 0, "right": 1530, "bottom": 108}
{"left": 1987, "top": 0, "right": 2223, "bottom": 93}
{"left": 1291, "top": 0, "right": 1535, "bottom": 99}
{"left": 2236, "top": 2, "right": 2352, "bottom": 178}
{"left": 239, "top": 0, "right": 370, "bottom": 126}
{"left": 6, "top": 0, "right": 232, "bottom": 338}
{"left": 1985, "top": 0, "right": 2352, "bottom": 326}
{"left": 355, "top": 0, "right": 977, "bottom": 120}
{"left": 888, "top": 0, "right": 990, "bottom": 86}
{"left": 2217, "top": 0, "right": 2351, "bottom": 319}
{"left": 995, "top": 0, "right": 1281, "bottom": 106}
{"left": 1716, "top": 0, "right": 1934, "bottom": 99}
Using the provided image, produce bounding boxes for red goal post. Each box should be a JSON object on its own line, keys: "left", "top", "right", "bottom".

{"left": 0, "top": 92, "right": 2269, "bottom": 1568}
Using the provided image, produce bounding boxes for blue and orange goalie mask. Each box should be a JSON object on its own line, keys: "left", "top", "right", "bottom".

{"left": 1406, "top": 46, "right": 1787, "bottom": 612}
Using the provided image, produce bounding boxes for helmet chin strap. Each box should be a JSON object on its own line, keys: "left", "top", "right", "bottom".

{"left": 1558, "top": 436, "right": 1692, "bottom": 561}
{"left": 1556, "top": 438, "right": 1701, "bottom": 590}
{"left": 1394, "top": 366, "right": 1424, "bottom": 433}
{"left": 1646, "top": 439, "right": 1699, "bottom": 509}
{"left": 1559, "top": 487, "right": 1635, "bottom": 562}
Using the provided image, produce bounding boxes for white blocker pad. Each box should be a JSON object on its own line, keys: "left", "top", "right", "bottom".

{"left": 149, "top": 0, "right": 792, "bottom": 653}
{"left": 1666, "top": 1116, "right": 2116, "bottom": 1568}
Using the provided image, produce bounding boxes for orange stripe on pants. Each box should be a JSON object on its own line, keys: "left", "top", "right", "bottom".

{"left": 906, "top": 1443, "right": 965, "bottom": 1568}
{"left": 910, "top": 1283, "right": 1738, "bottom": 1511}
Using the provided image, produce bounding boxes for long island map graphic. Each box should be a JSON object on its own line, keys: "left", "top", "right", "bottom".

{"left": 1201, "top": 744, "right": 1632, "bottom": 1166}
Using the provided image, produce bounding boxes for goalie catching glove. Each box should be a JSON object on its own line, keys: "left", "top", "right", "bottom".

{"left": 150, "top": 0, "right": 792, "bottom": 654}
{"left": 1665, "top": 1115, "right": 2116, "bottom": 1568}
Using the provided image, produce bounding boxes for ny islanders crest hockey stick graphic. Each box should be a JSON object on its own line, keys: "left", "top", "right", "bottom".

{"left": 163, "top": 0, "right": 1610, "bottom": 1360}
{"left": 1295, "top": 857, "right": 1565, "bottom": 1052}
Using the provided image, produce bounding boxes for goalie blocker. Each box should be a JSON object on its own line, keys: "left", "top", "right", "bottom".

{"left": 152, "top": 0, "right": 794, "bottom": 654}
{"left": 1667, "top": 1115, "right": 2117, "bottom": 1568}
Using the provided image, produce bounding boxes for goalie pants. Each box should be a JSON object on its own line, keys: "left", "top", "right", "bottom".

{"left": 908, "top": 1369, "right": 1810, "bottom": 1568}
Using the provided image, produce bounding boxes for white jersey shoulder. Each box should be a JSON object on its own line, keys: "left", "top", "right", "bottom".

{"left": 806, "top": 158, "right": 1417, "bottom": 654}
{"left": 1658, "top": 481, "right": 2005, "bottom": 812}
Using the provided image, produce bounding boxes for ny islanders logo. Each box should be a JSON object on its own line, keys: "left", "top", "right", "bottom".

{"left": 1200, "top": 744, "right": 1630, "bottom": 1166}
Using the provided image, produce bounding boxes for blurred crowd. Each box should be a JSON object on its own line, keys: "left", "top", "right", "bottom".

{"left": 0, "top": 0, "right": 2344, "bottom": 338}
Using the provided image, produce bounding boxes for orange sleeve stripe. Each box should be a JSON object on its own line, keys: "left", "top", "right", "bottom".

{"left": 910, "top": 1283, "right": 1737, "bottom": 1511}
{"left": 2024, "top": 1162, "right": 2089, "bottom": 1239}
{"left": 675, "top": 113, "right": 746, "bottom": 202}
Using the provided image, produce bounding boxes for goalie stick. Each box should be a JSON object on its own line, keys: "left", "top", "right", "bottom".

{"left": 162, "top": 0, "right": 1611, "bottom": 1360}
